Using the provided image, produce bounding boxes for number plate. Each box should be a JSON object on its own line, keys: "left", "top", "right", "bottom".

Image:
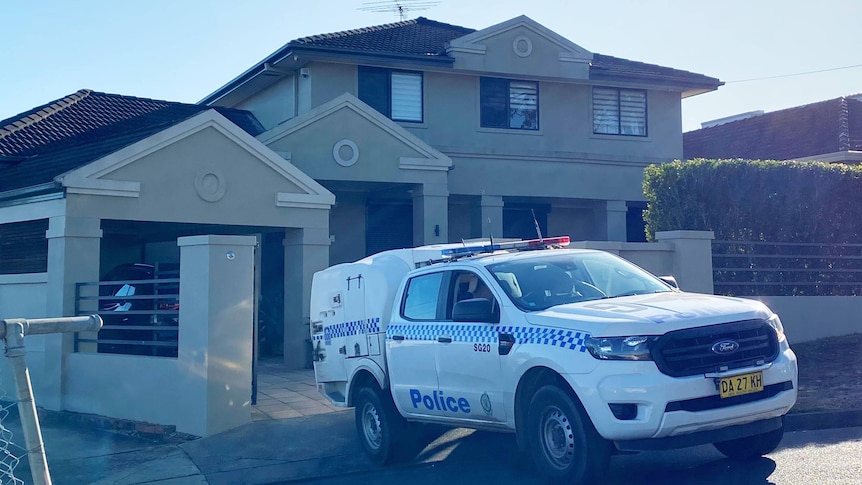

{"left": 719, "top": 371, "right": 764, "bottom": 398}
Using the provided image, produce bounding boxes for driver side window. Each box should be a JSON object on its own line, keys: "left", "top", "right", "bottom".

{"left": 447, "top": 270, "right": 500, "bottom": 323}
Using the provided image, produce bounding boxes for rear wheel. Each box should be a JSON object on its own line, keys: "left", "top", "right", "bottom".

{"left": 713, "top": 426, "right": 784, "bottom": 459}
{"left": 355, "top": 386, "right": 416, "bottom": 465}
{"left": 526, "top": 385, "right": 610, "bottom": 484}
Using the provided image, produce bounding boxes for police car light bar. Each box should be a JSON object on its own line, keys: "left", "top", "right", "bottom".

{"left": 441, "top": 236, "right": 570, "bottom": 257}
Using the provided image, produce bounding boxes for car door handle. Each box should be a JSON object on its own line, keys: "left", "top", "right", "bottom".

{"left": 391, "top": 334, "right": 405, "bottom": 341}
{"left": 499, "top": 333, "right": 515, "bottom": 355}
{"left": 437, "top": 336, "right": 453, "bottom": 343}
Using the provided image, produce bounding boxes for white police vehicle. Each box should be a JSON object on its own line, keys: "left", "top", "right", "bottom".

{"left": 310, "top": 237, "right": 797, "bottom": 483}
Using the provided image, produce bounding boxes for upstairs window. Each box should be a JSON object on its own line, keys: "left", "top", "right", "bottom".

{"left": 480, "top": 77, "right": 539, "bottom": 130}
{"left": 593, "top": 87, "right": 647, "bottom": 136}
{"left": 358, "top": 66, "right": 423, "bottom": 122}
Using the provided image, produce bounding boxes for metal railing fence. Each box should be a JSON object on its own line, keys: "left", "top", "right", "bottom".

{"left": 713, "top": 240, "right": 862, "bottom": 296}
{"left": 74, "top": 276, "right": 179, "bottom": 358}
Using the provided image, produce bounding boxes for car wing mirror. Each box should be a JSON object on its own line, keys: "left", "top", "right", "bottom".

{"left": 453, "top": 298, "right": 494, "bottom": 323}
{"left": 659, "top": 276, "right": 679, "bottom": 289}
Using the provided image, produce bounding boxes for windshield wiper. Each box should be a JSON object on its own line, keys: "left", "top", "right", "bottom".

{"left": 602, "top": 289, "right": 668, "bottom": 299}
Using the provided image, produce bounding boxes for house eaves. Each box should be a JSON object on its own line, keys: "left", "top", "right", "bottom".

{"left": 199, "top": 45, "right": 454, "bottom": 107}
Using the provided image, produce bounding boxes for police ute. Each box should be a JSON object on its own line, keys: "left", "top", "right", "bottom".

{"left": 310, "top": 237, "right": 797, "bottom": 483}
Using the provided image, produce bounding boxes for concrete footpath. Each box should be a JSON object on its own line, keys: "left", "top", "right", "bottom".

{"left": 1, "top": 406, "right": 860, "bottom": 485}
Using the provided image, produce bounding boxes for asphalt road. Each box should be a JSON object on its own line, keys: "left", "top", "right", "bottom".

{"left": 298, "top": 425, "right": 862, "bottom": 485}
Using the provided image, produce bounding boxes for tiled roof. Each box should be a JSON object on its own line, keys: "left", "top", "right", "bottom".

{"left": 683, "top": 96, "right": 862, "bottom": 161}
{"left": 0, "top": 90, "right": 263, "bottom": 193}
{"left": 288, "top": 17, "right": 719, "bottom": 86}
{"left": 291, "top": 17, "right": 474, "bottom": 57}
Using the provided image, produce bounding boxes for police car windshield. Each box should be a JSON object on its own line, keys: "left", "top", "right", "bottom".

{"left": 486, "top": 251, "right": 672, "bottom": 311}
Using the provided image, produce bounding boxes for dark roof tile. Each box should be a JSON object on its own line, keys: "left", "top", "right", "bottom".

{"left": 683, "top": 96, "right": 862, "bottom": 160}
{"left": 286, "top": 17, "right": 719, "bottom": 87}
{"left": 291, "top": 17, "right": 474, "bottom": 57}
{"left": 0, "top": 90, "right": 264, "bottom": 193}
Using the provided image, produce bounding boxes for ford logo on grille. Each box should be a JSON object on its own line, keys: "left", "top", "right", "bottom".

{"left": 711, "top": 340, "right": 740, "bottom": 355}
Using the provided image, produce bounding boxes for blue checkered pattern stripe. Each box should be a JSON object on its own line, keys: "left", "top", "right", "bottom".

{"left": 386, "top": 324, "right": 589, "bottom": 352}
{"left": 313, "top": 317, "right": 382, "bottom": 344}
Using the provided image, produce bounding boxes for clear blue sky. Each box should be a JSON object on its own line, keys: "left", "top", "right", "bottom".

{"left": 2, "top": 0, "right": 860, "bottom": 131}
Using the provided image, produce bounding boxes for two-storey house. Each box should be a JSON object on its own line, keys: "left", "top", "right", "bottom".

{"left": 202, "top": 15, "right": 722, "bottom": 264}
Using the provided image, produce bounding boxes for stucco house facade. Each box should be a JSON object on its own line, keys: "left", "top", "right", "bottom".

{"left": 202, "top": 15, "right": 722, "bottom": 265}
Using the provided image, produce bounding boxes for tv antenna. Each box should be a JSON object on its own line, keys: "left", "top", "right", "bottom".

{"left": 359, "top": 0, "right": 440, "bottom": 21}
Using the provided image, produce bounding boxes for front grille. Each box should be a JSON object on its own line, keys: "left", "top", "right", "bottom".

{"left": 652, "top": 319, "right": 779, "bottom": 377}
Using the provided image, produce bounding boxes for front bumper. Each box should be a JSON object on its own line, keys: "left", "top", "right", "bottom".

{"left": 565, "top": 345, "right": 797, "bottom": 442}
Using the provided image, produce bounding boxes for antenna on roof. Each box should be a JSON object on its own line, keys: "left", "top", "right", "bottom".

{"left": 531, "top": 209, "right": 544, "bottom": 242}
{"left": 359, "top": 0, "right": 440, "bottom": 21}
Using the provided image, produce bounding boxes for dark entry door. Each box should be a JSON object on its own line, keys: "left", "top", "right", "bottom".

{"left": 366, "top": 202, "right": 413, "bottom": 256}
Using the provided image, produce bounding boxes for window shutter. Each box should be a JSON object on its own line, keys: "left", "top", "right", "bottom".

{"left": 391, "top": 72, "right": 422, "bottom": 122}
{"left": 509, "top": 81, "right": 538, "bottom": 129}
{"left": 0, "top": 219, "right": 49, "bottom": 274}
{"left": 620, "top": 90, "right": 647, "bottom": 136}
{"left": 480, "top": 77, "right": 508, "bottom": 128}
{"left": 358, "top": 66, "right": 390, "bottom": 118}
{"left": 593, "top": 87, "right": 619, "bottom": 134}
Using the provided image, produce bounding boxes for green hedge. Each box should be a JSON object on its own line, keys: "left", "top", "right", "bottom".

{"left": 643, "top": 159, "right": 862, "bottom": 243}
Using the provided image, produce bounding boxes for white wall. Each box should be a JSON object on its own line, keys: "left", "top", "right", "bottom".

{"left": 0, "top": 274, "right": 49, "bottom": 401}
{"left": 0, "top": 274, "right": 48, "bottom": 319}
{"left": 752, "top": 296, "right": 862, "bottom": 344}
{"left": 64, "top": 354, "right": 181, "bottom": 424}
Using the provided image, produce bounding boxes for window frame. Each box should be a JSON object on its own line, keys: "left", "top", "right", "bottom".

{"left": 400, "top": 271, "right": 447, "bottom": 321}
{"left": 480, "top": 77, "right": 540, "bottom": 131}
{"left": 592, "top": 87, "right": 648, "bottom": 137}
{"left": 358, "top": 65, "right": 424, "bottom": 123}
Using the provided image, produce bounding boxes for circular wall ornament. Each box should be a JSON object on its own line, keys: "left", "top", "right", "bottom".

{"left": 194, "top": 170, "right": 226, "bottom": 202}
{"left": 513, "top": 36, "right": 533, "bottom": 58}
{"left": 332, "top": 139, "right": 359, "bottom": 167}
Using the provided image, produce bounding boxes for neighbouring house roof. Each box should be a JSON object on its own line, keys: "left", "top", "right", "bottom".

{"left": 0, "top": 90, "right": 264, "bottom": 194}
{"left": 683, "top": 95, "right": 862, "bottom": 161}
{"left": 201, "top": 17, "right": 721, "bottom": 105}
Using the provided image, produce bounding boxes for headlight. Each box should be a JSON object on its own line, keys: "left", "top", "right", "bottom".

{"left": 585, "top": 336, "right": 658, "bottom": 361}
{"left": 767, "top": 314, "right": 785, "bottom": 341}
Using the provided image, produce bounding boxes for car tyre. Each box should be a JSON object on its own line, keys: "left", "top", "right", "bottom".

{"left": 713, "top": 426, "right": 784, "bottom": 459}
{"left": 526, "top": 385, "right": 610, "bottom": 484}
{"left": 355, "top": 386, "right": 416, "bottom": 465}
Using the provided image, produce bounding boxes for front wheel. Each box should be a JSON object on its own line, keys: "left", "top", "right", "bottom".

{"left": 355, "top": 386, "right": 415, "bottom": 465}
{"left": 713, "top": 426, "right": 784, "bottom": 459}
{"left": 526, "top": 385, "right": 610, "bottom": 484}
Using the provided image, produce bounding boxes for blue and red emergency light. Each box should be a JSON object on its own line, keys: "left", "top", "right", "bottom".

{"left": 441, "top": 236, "right": 570, "bottom": 257}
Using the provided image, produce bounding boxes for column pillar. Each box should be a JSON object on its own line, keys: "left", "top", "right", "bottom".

{"left": 412, "top": 184, "right": 449, "bottom": 245}
{"left": 177, "top": 235, "right": 256, "bottom": 436}
{"left": 477, "top": 195, "right": 504, "bottom": 238}
{"left": 605, "top": 200, "right": 628, "bottom": 242}
{"left": 283, "top": 227, "right": 330, "bottom": 369}
{"left": 42, "top": 216, "right": 102, "bottom": 410}
{"left": 655, "top": 230, "right": 715, "bottom": 294}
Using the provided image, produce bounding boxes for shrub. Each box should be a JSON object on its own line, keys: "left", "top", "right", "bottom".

{"left": 643, "top": 159, "right": 862, "bottom": 243}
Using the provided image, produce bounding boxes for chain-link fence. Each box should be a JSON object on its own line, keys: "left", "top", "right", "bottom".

{"left": 0, "top": 316, "right": 102, "bottom": 485}
{"left": 0, "top": 377, "right": 24, "bottom": 485}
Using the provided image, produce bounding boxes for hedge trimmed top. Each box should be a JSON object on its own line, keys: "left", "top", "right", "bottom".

{"left": 643, "top": 159, "right": 862, "bottom": 243}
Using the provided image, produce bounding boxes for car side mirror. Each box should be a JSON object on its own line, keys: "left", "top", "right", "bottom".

{"left": 659, "top": 276, "right": 679, "bottom": 289}
{"left": 453, "top": 298, "right": 495, "bottom": 323}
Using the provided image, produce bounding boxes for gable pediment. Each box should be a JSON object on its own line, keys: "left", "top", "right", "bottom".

{"left": 447, "top": 15, "right": 592, "bottom": 80}
{"left": 257, "top": 94, "right": 452, "bottom": 183}
{"left": 57, "top": 110, "right": 334, "bottom": 212}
